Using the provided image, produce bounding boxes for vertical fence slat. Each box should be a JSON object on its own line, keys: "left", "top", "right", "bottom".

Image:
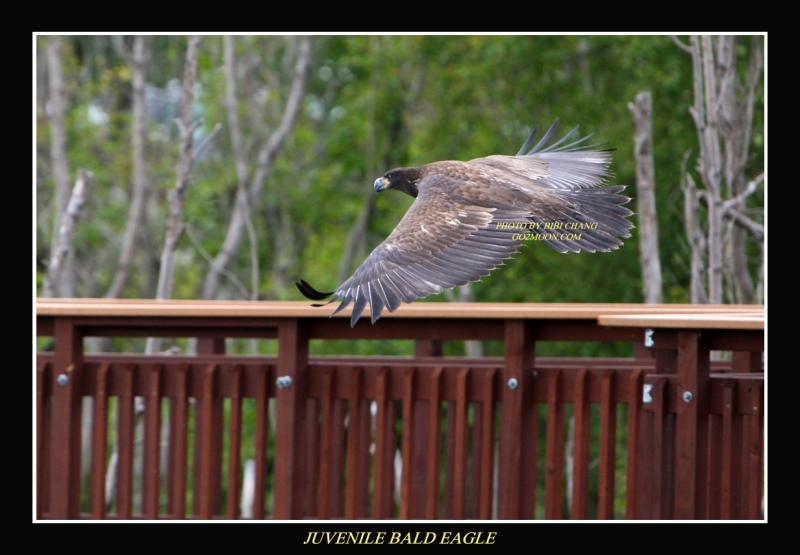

{"left": 544, "top": 370, "right": 564, "bottom": 519}
{"left": 357, "top": 395, "right": 371, "bottom": 518}
{"left": 452, "top": 368, "right": 470, "bottom": 520}
{"left": 674, "top": 330, "right": 710, "bottom": 519}
{"left": 50, "top": 318, "right": 84, "bottom": 519}
{"left": 198, "top": 364, "right": 218, "bottom": 519}
{"left": 253, "top": 364, "right": 269, "bottom": 520}
{"left": 344, "top": 367, "right": 363, "bottom": 519}
{"left": 226, "top": 365, "right": 243, "bottom": 519}
{"left": 210, "top": 374, "right": 224, "bottom": 515}
{"left": 746, "top": 381, "right": 764, "bottom": 519}
{"left": 425, "top": 367, "right": 443, "bottom": 519}
{"left": 625, "top": 369, "right": 643, "bottom": 520}
{"left": 469, "top": 383, "right": 481, "bottom": 520}
{"left": 274, "top": 319, "right": 309, "bottom": 519}
{"left": 90, "top": 363, "right": 109, "bottom": 519}
{"left": 598, "top": 371, "right": 617, "bottom": 519}
{"left": 372, "top": 367, "right": 394, "bottom": 519}
{"left": 399, "top": 368, "right": 415, "bottom": 519}
{"left": 116, "top": 364, "right": 135, "bottom": 519}
{"left": 571, "top": 368, "right": 590, "bottom": 519}
{"left": 170, "top": 364, "right": 189, "bottom": 519}
{"left": 478, "top": 368, "right": 496, "bottom": 520}
{"left": 411, "top": 385, "right": 430, "bottom": 519}
{"left": 318, "top": 367, "right": 335, "bottom": 519}
{"left": 443, "top": 395, "right": 457, "bottom": 519}
{"left": 330, "top": 391, "right": 347, "bottom": 517}
{"left": 143, "top": 364, "right": 162, "bottom": 519}
{"left": 196, "top": 339, "right": 225, "bottom": 519}
{"left": 649, "top": 376, "right": 667, "bottom": 519}
{"left": 36, "top": 361, "right": 52, "bottom": 519}
{"left": 306, "top": 396, "right": 321, "bottom": 519}
{"left": 718, "top": 380, "right": 734, "bottom": 519}
{"left": 706, "top": 410, "right": 721, "bottom": 519}
{"left": 499, "top": 320, "right": 536, "bottom": 519}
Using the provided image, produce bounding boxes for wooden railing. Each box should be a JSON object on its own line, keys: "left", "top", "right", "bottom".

{"left": 35, "top": 299, "right": 764, "bottom": 520}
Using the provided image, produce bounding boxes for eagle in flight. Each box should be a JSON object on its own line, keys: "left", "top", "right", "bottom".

{"left": 297, "top": 121, "right": 633, "bottom": 326}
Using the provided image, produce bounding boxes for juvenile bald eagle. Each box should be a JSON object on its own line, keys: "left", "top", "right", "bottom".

{"left": 297, "top": 121, "right": 633, "bottom": 326}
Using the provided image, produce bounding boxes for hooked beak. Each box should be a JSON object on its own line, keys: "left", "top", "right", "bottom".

{"left": 374, "top": 176, "right": 389, "bottom": 193}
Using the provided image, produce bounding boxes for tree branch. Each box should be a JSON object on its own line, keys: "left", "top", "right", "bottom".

{"left": 681, "top": 155, "right": 707, "bottom": 304}
{"left": 670, "top": 35, "right": 692, "bottom": 54}
{"left": 155, "top": 36, "right": 201, "bottom": 299}
{"left": 106, "top": 35, "right": 150, "bottom": 298}
{"left": 193, "top": 121, "right": 224, "bottom": 160}
{"left": 722, "top": 172, "right": 763, "bottom": 214}
{"left": 202, "top": 36, "right": 313, "bottom": 299}
{"left": 223, "top": 36, "right": 259, "bottom": 300}
{"left": 147, "top": 35, "right": 201, "bottom": 353}
{"left": 185, "top": 224, "right": 251, "bottom": 298}
{"left": 724, "top": 210, "right": 764, "bottom": 243}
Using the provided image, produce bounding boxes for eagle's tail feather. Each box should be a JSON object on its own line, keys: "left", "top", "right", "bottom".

{"left": 296, "top": 279, "right": 335, "bottom": 302}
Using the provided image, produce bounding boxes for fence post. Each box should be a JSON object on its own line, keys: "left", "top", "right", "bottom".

{"left": 498, "top": 320, "right": 536, "bottom": 519}
{"left": 674, "top": 330, "right": 710, "bottom": 519}
{"left": 273, "top": 317, "right": 309, "bottom": 519}
{"left": 50, "top": 317, "right": 84, "bottom": 518}
{"left": 196, "top": 339, "right": 225, "bottom": 518}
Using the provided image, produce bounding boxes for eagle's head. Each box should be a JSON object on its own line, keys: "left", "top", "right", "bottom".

{"left": 374, "top": 167, "right": 423, "bottom": 198}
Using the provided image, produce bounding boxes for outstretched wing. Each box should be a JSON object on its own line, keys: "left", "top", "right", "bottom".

{"left": 313, "top": 181, "right": 531, "bottom": 326}
{"left": 298, "top": 122, "right": 633, "bottom": 326}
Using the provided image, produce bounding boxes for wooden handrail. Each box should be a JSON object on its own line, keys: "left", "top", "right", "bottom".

{"left": 36, "top": 298, "right": 764, "bottom": 322}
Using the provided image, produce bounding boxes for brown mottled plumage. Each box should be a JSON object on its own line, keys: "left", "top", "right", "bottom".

{"left": 297, "top": 121, "right": 634, "bottom": 326}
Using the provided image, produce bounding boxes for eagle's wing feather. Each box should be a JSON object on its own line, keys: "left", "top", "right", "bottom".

{"left": 327, "top": 177, "right": 529, "bottom": 325}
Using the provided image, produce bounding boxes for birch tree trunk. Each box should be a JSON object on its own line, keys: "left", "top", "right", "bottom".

{"left": 678, "top": 34, "right": 764, "bottom": 304}
{"left": 146, "top": 36, "right": 201, "bottom": 354}
{"left": 627, "top": 91, "right": 663, "bottom": 303}
{"left": 45, "top": 35, "right": 74, "bottom": 297}
{"left": 42, "top": 171, "right": 92, "bottom": 297}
